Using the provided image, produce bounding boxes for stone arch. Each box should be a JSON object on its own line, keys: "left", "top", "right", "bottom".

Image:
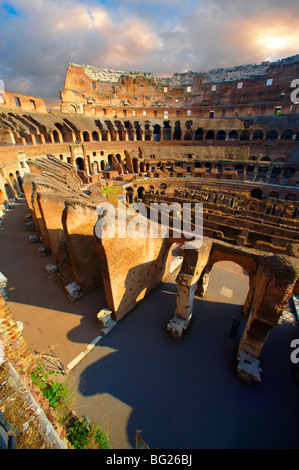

{"left": 235, "top": 164, "right": 244, "bottom": 175}
{"left": 153, "top": 124, "right": 161, "bottom": 142}
{"left": 281, "top": 129, "right": 293, "bottom": 140}
{"left": 252, "top": 130, "right": 264, "bottom": 140}
{"left": 283, "top": 167, "right": 296, "bottom": 179}
{"left": 240, "top": 130, "right": 250, "bottom": 141}
{"left": 285, "top": 193, "right": 297, "bottom": 201}
{"left": 4, "top": 183, "right": 14, "bottom": 199}
{"left": 268, "top": 191, "right": 280, "bottom": 198}
{"left": 173, "top": 122, "right": 182, "bottom": 140}
{"left": 9, "top": 173, "right": 20, "bottom": 196}
{"left": 205, "top": 130, "right": 215, "bottom": 140}
{"left": 266, "top": 129, "right": 278, "bottom": 140}
{"left": 144, "top": 123, "right": 152, "bottom": 141}
{"left": 124, "top": 121, "right": 134, "bottom": 141}
{"left": 52, "top": 129, "right": 60, "bottom": 143}
{"left": 76, "top": 157, "right": 84, "bottom": 171}
{"left": 54, "top": 122, "right": 73, "bottom": 143}
{"left": 137, "top": 186, "right": 145, "bottom": 199}
{"left": 83, "top": 131, "right": 90, "bottom": 142}
{"left": 93, "top": 161, "right": 99, "bottom": 173}
{"left": 133, "top": 158, "right": 139, "bottom": 173}
{"left": 92, "top": 131, "right": 100, "bottom": 141}
{"left": 194, "top": 127, "right": 203, "bottom": 140}
{"left": 134, "top": 121, "right": 142, "bottom": 141}
{"left": 228, "top": 130, "right": 238, "bottom": 140}
{"left": 163, "top": 121, "right": 172, "bottom": 141}
{"left": 216, "top": 130, "right": 226, "bottom": 141}
{"left": 251, "top": 188, "right": 263, "bottom": 200}
{"left": 69, "top": 105, "right": 77, "bottom": 114}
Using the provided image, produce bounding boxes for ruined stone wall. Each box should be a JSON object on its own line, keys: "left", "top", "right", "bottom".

{"left": 60, "top": 55, "right": 299, "bottom": 118}
{"left": 94, "top": 210, "right": 171, "bottom": 321}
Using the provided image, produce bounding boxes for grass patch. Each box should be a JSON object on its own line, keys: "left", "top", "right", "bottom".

{"left": 30, "top": 365, "right": 111, "bottom": 449}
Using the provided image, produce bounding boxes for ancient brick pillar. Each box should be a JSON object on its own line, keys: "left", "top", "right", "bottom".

{"left": 167, "top": 239, "right": 212, "bottom": 337}
{"left": 238, "top": 255, "right": 299, "bottom": 359}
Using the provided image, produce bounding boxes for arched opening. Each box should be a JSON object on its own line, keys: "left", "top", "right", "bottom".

{"left": 283, "top": 167, "right": 296, "bottom": 179}
{"left": 163, "top": 242, "right": 183, "bottom": 278}
{"left": 194, "top": 128, "right": 203, "bottom": 141}
{"left": 76, "top": 157, "right": 84, "bottom": 171}
{"left": 52, "top": 129, "right": 60, "bottom": 143}
{"left": 144, "top": 124, "right": 151, "bottom": 141}
{"left": 260, "top": 156, "right": 271, "bottom": 162}
{"left": 137, "top": 186, "right": 145, "bottom": 199}
{"left": 93, "top": 161, "right": 99, "bottom": 173}
{"left": 270, "top": 166, "right": 282, "bottom": 181}
{"left": 92, "top": 131, "right": 99, "bottom": 141}
{"left": 4, "top": 183, "right": 14, "bottom": 200}
{"left": 205, "top": 130, "right": 214, "bottom": 140}
{"left": 159, "top": 183, "right": 167, "bottom": 195}
{"left": 274, "top": 157, "right": 285, "bottom": 163}
{"left": 285, "top": 193, "right": 297, "bottom": 201}
{"left": 281, "top": 129, "right": 293, "bottom": 140}
{"left": 228, "top": 130, "right": 238, "bottom": 140}
{"left": 240, "top": 130, "right": 250, "bottom": 141}
{"left": 266, "top": 129, "right": 278, "bottom": 140}
{"left": 196, "top": 259, "right": 250, "bottom": 340}
{"left": 173, "top": 122, "right": 182, "bottom": 140}
{"left": 83, "top": 131, "right": 90, "bottom": 142}
{"left": 9, "top": 173, "right": 19, "bottom": 196}
{"left": 216, "top": 130, "right": 226, "bottom": 141}
{"left": 249, "top": 155, "right": 257, "bottom": 161}
{"left": 163, "top": 122, "right": 171, "bottom": 141}
{"left": 135, "top": 122, "right": 142, "bottom": 141}
{"left": 124, "top": 121, "right": 134, "bottom": 141}
{"left": 126, "top": 187, "right": 134, "bottom": 204}
{"left": 133, "top": 158, "right": 139, "bottom": 173}
{"left": 100, "top": 160, "right": 105, "bottom": 171}
{"left": 251, "top": 188, "right": 263, "bottom": 200}
{"left": 153, "top": 124, "right": 161, "bottom": 142}
{"left": 247, "top": 164, "right": 255, "bottom": 174}
{"left": 235, "top": 164, "right": 244, "bottom": 176}
{"left": 268, "top": 191, "right": 279, "bottom": 198}
{"left": 204, "top": 162, "right": 211, "bottom": 173}
{"left": 252, "top": 130, "right": 264, "bottom": 140}
{"left": 257, "top": 165, "right": 268, "bottom": 180}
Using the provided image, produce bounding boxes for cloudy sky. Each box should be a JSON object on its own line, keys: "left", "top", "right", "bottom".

{"left": 0, "top": 0, "right": 299, "bottom": 108}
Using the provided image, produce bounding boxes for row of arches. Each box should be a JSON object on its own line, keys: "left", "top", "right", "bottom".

{"left": 55, "top": 124, "right": 299, "bottom": 144}
{"left": 4, "top": 111, "right": 299, "bottom": 145}
{"left": 0, "top": 171, "right": 23, "bottom": 204}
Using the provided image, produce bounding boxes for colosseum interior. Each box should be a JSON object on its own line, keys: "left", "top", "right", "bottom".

{"left": 1, "top": 53, "right": 299, "bottom": 448}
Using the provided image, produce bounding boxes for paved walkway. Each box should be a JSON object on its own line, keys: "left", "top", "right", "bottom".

{"left": 0, "top": 199, "right": 107, "bottom": 372}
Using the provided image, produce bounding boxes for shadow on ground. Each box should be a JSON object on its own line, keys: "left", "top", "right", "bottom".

{"left": 73, "top": 278, "right": 299, "bottom": 449}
